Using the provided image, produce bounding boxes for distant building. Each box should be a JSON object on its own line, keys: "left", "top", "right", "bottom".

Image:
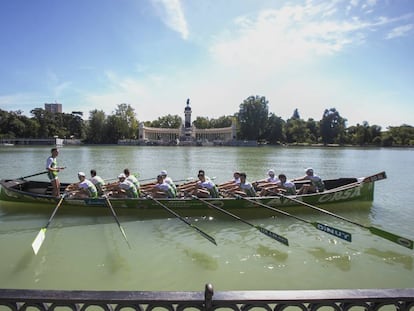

{"left": 72, "top": 111, "right": 83, "bottom": 117}
{"left": 44, "top": 103, "right": 62, "bottom": 113}
{"left": 135, "top": 99, "right": 237, "bottom": 146}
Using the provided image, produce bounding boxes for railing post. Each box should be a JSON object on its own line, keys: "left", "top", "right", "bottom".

{"left": 204, "top": 283, "right": 214, "bottom": 311}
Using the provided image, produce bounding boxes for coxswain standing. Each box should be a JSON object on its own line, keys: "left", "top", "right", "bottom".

{"left": 46, "top": 148, "right": 65, "bottom": 198}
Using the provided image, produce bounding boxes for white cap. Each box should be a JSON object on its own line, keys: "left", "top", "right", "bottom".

{"left": 160, "top": 170, "right": 167, "bottom": 175}
{"left": 268, "top": 169, "right": 275, "bottom": 175}
{"left": 118, "top": 173, "right": 126, "bottom": 179}
{"left": 306, "top": 167, "right": 313, "bottom": 174}
{"left": 78, "top": 172, "right": 86, "bottom": 177}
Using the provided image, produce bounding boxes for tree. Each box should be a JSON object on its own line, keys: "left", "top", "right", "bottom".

{"left": 264, "top": 113, "right": 285, "bottom": 144}
{"left": 150, "top": 114, "right": 182, "bottom": 128}
{"left": 285, "top": 118, "right": 309, "bottom": 143}
{"left": 320, "top": 108, "right": 347, "bottom": 145}
{"left": 193, "top": 115, "right": 233, "bottom": 129}
{"left": 193, "top": 116, "right": 210, "bottom": 129}
{"left": 305, "top": 118, "right": 319, "bottom": 143}
{"left": 238, "top": 95, "right": 269, "bottom": 140}
{"left": 30, "top": 108, "right": 54, "bottom": 138}
{"left": 113, "top": 103, "right": 139, "bottom": 139}
{"left": 210, "top": 116, "right": 233, "bottom": 128}
{"left": 86, "top": 110, "right": 107, "bottom": 143}
{"left": 387, "top": 125, "right": 414, "bottom": 145}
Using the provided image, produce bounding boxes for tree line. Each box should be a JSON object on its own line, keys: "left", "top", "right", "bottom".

{"left": 1, "top": 96, "right": 413, "bottom": 146}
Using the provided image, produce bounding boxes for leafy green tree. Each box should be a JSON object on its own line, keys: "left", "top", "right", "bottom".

{"left": 150, "top": 114, "right": 182, "bottom": 128}
{"left": 193, "top": 115, "right": 233, "bottom": 129}
{"left": 30, "top": 108, "right": 54, "bottom": 138}
{"left": 86, "top": 110, "right": 107, "bottom": 143}
{"left": 105, "top": 114, "right": 124, "bottom": 143}
{"left": 193, "top": 116, "right": 210, "bottom": 129}
{"left": 387, "top": 124, "right": 414, "bottom": 145}
{"left": 264, "top": 113, "right": 285, "bottom": 144}
{"left": 113, "top": 103, "right": 139, "bottom": 139}
{"left": 66, "top": 114, "right": 84, "bottom": 139}
{"left": 285, "top": 118, "right": 309, "bottom": 143}
{"left": 305, "top": 118, "right": 319, "bottom": 143}
{"left": 210, "top": 115, "right": 233, "bottom": 128}
{"left": 320, "top": 108, "right": 347, "bottom": 145}
{"left": 238, "top": 95, "right": 269, "bottom": 140}
{"left": 369, "top": 124, "right": 382, "bottom": 144}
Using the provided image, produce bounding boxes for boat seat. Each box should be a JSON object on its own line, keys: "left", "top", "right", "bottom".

{"left": 28, "top": 188, "right": 48, "bottom": 195}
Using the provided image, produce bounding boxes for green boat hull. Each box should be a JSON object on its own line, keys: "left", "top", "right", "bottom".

{"left": 0, "top": 177, "right": 376, "bottom": 214}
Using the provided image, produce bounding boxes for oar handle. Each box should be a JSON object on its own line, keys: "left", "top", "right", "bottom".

{"left": 20, "top": 171, "right": 48, "bottom": 179}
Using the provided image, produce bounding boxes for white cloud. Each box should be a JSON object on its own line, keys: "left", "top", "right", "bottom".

{"left": 209, "top": 1, "right": 411, "bottom": 72}
{"left": 386, "top": 24, "right": 413, "bottom": 39}
{"left": 210, "top": 5, "right": 355, "bottom": 70}
{"left": 151, "top": 0, "right": 189, "bottom": 39}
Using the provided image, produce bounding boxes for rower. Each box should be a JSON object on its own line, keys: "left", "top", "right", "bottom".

{"left": 107, "top": 173, "right": 139, "bottom": 198}
{"left": 124, "top": 168, "right": 141, "bottom": 197}
{"left": 160, "top": 170, "right": 177, "bottom": 196}
{"left": 66, "top": 172, "right": 98, "bottom": 199}
{"left": 193, "top": 170, "right": 220, "bottom": 198}
{"left": 293, "top": 168, "right": 325, "bottom": 194}
{"left": 229, "top": 172, "right": 256, "bottom": 197}
{"left": 151, "top": 175, "right": 177, "bottom": 198}
{"left": 90, "top": 169, "right": 105, "bottom": 195}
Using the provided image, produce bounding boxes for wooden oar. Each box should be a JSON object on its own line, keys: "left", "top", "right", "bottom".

{"left": 104, "top": 196, "right": 131, "bottom": 249}
{"left": 144, "top": 194, "right": 217, "bottom": 246}
{"left": 191, "top": 195, "right": 289, "bottom": 246}
{"left": 276, "top": 192, "right": 413, "bottom": 250}
{"left": 223, "top": 191, "right": 352, "bottom": 243}
{"left": 20, "top": 170, "right": 48, "bottom": 179}
{"left": 173, "top": 177, "right": 194, "bottom": 183}
{"left": 32, "top": 193, "right": 67, "bottom": 255}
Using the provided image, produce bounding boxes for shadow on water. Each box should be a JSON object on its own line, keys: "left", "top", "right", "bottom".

{"left": 307, "top": 247, "right": 352, "bottom": 272}
{"left": 181, "top": 247, "right": 219, "bottom": 271}
{"left": 365, "top": 248, "right": 413, "bottom": 271}
{"left": 10, "top": 249, "right": 34, "bottom": 275}
{"left": 101, "top": 224, "right": 132, "bottom": 276}
{"left": 255, "top": 244, "right": 289, "bottom": 262}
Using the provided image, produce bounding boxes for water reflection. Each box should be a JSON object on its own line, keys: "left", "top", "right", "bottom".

{"left": 365, "top": 248, "right": 413, "bottom": 271}
{"left": 308, "top": 247, "right": 352, "bottom": 272}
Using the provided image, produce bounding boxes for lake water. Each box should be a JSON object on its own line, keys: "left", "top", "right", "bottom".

{"left": 0, "top": 145, "right": 413, "bottom": 291}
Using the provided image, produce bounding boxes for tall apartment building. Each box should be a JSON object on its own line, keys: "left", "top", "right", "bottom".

{"left": 44, "top": 103, "right": 62, "bottom": 113}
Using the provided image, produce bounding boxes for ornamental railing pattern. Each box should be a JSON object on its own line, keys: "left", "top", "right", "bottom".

{"left": 1, "top": 284, "right": 413, "bottom": 311}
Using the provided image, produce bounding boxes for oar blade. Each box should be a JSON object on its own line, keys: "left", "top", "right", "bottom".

{"left": 369, "top": 226, "right": 413, "bottom": 249}
{"left": 32, "top": 228, "right": 46, "bottom": 255}
{"left": 120, "top": 226, "right": 132, "bottom": 249}
{"left": 191, "top": 224, "right": 217, "bottom": 246}
{"left": 256, "top": 226, "right": 289, "bottom": 246}
{"left": 314, "top": 222, "right": 352, "bottom": 242}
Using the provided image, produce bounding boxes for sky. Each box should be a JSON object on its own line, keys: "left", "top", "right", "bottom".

{"left": 0, "top": 0, "right": 413, "bottom": 128}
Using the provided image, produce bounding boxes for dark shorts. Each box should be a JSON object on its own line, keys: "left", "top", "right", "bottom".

{"left": 48, "top": 171, "right": 58, "bottom": 181}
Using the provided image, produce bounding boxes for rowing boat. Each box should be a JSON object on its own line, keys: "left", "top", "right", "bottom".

{"left": 0, "top": 172, "right": 386, "bottom": 213}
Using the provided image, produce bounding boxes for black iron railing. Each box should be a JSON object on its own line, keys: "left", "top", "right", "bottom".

{"left": 1, "top": 284, "right": 413, "bottom": 311}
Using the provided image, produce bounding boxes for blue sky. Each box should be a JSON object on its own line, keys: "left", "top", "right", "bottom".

{"left": 0, "top": 0, "right": 413, "bottom": 128}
